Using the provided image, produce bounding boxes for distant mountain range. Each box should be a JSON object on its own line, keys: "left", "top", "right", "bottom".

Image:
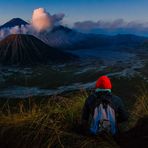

{"left": 0, "top": 18, "right": 148, "bottom": 52}
{"left": 38, "top": 26, "right": 147, "bottom": 51}
{"left": 0, "top": 34, "right": 77, "bottom": 66}
{"left": 37, "top": 25, "right": 86, "bottom": 49}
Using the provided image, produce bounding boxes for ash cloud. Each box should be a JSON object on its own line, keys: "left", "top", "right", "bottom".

{"left": 32, "top": 8, "right": 64, "bottom": 32}
{"left": 0, "top": 25, "right": 33, "bottom": 40}
{"left": 0, "top": 8, "right": 65, "bottom": 39}
{"left": 1, "top": 8, "right": 148, "bottom": 39}
{"left": 52, "top": 13, "right": 65, "bottom": 25}
{"left": 32, "top": 8, "right": 53, "bottom": 32}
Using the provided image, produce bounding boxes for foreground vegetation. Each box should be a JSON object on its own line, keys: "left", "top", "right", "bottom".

{"left": 0, "top": 91, "right": 119, "bottom": 148}
{"left": 0, "top": 77, "right": 148, "bottom": 148}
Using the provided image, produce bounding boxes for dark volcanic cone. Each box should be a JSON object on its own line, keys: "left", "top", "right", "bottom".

{"left": 0, "top": 34, "right": 77, "bottom": 66}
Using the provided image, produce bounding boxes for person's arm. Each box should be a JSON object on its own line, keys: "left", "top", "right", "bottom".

{"left": 81, "top": 96, "right": 90, "bottom": 124}
{"left": 80, "top": 94, "right": 96, "bottom": 134}
{"left": 116, "top": 96, "right": 128, "bottom": 123}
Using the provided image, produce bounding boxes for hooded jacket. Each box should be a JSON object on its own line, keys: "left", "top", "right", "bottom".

{"left": 82, "top": 91, "right": 128, "bottom": 124}
{"left": 82, "top": 76, "right": 128, "bottom": 124}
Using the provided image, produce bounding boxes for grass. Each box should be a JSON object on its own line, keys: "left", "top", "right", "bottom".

{"left": 0, "top": 91, "right": 119, "bottom": 148}
{"left": 129, "top": 86, "right": 148, "bottom": 128}
{"left": 114, "top": 86, "right": 148, "bottom": 148}
{"left": 0, "top": 76, "right": 148, "bottom": 148}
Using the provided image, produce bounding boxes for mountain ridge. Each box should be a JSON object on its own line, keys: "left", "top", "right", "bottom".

{"left": 0, "top": 18, "right": 29, "bottom": 29}
{"left": 0, "top": 34, "right": 77, "bottom": 66}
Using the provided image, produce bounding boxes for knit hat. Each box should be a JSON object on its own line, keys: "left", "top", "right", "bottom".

{"left": 96, "top": 75, "right": 112, "bottom": 89}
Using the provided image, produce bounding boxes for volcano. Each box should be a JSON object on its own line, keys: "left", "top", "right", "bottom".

{"left": 38, "top": 25, "right": 148, "bottom": 50}
{"left": 0, "top": 18, "right": 29, "bottom": 29}
{"left": 37, "top": 25, "right": 86, "bottom": 49}
{"left": 0, "top": 34, "right": 77, "bottom": 66}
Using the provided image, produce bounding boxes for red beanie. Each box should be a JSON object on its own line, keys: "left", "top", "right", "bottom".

{"left": 96, "top": 75, "right": 112, "bottom": 89}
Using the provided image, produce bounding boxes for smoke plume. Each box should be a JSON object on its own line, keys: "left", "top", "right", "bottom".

{"left": 32, "top": 8, "right": 53, "bottom": 32}
{"left": 32, "top": 8, "right": 65, "bottom": 32}
{"left": 0, "top": 8, "right": 65, "bottom": 39}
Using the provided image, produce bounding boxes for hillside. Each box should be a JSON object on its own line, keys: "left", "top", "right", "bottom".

{"left": 37, "top": 26, "right": 147, "bottom": 51}
{"left": 0, "top": 34, "right": 77, "bottom": 66}
{"left": 0, "top": 77, "right": 148, "bottom": 148}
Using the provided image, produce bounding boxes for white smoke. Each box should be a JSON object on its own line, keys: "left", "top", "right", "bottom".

{"left": 10, "top": 26, "right": 19, "bottom": 34}
{"left": 0, "top": 7, "right": 65, "bottom": 40}
{"left": 32, "top": 8, "right": 53, "bottom": 32}
{"left": 0, "top": 25, "right": 33, "bottom": 40}
{"left": 32, "top": 8, "right": 65, "bottom": 32}
{"left": 52, "top": 13, "right": 65, "bottom": 25}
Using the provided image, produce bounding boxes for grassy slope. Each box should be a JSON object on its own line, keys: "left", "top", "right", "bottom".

{"left": 0, "top": 77, "right": 148, "bottom": 148}
{"left": 117, "top": 88, "right": 148, "bottom": 148}
{"left": 0, "top": 92, "right": 119, "bottom": 148}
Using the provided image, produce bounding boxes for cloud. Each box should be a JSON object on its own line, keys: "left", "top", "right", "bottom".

{"left": 32, "top": 8, "right": 65, "bottom": 32}
{"left": 0, "top": 25, "right": 34, "bottom": 40}
{"left": 32, "top": 8, "right": 53, "bottom": 32}
{"left": 52, "top": 13, "right": 65, "bottom": 25}
{"left": 0, "top": 8, "right": 65, "bottom": 39}
{"left": 1, "top": 7, "right": 148, "bottom": 39}
{"left": 73, "top": 19, "right": 148, "bottom": 35}
{"left": 74, "top": 19, "right": 125, "bottom": 30}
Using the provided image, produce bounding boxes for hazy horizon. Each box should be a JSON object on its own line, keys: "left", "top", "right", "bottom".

{"left": 1, "top": 0, "right": 148, "bottom": 35}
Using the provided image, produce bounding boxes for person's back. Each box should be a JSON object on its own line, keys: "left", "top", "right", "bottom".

{"left": 81, "top": 76, "right": 128, "bottom": 135}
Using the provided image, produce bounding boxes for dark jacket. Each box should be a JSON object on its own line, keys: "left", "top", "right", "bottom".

{"left": 82, "top": 91, "right": 128, "bottom": 124}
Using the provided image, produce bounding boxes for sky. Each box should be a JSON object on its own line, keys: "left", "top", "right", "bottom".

{"left": 0, "top": 0, "right": 148, "bottom": 25}
{"left": 1, "top": 0, "right": 148, "bottom": 36}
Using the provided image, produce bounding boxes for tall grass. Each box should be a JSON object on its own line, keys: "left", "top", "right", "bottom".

{"left": 0, "top": 91, "right": 119, "bottom": 148}
{"left": 129, "top": 86, "right": 148, "bottom": 128}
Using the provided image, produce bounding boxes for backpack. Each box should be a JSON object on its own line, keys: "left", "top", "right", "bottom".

{"left": 90, "top": 95, "right": 116, "bottom": 135}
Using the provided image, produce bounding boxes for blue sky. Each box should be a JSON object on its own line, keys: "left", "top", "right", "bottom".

{"left": 0, "top": 0, "right": 148, "bottom": 25}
